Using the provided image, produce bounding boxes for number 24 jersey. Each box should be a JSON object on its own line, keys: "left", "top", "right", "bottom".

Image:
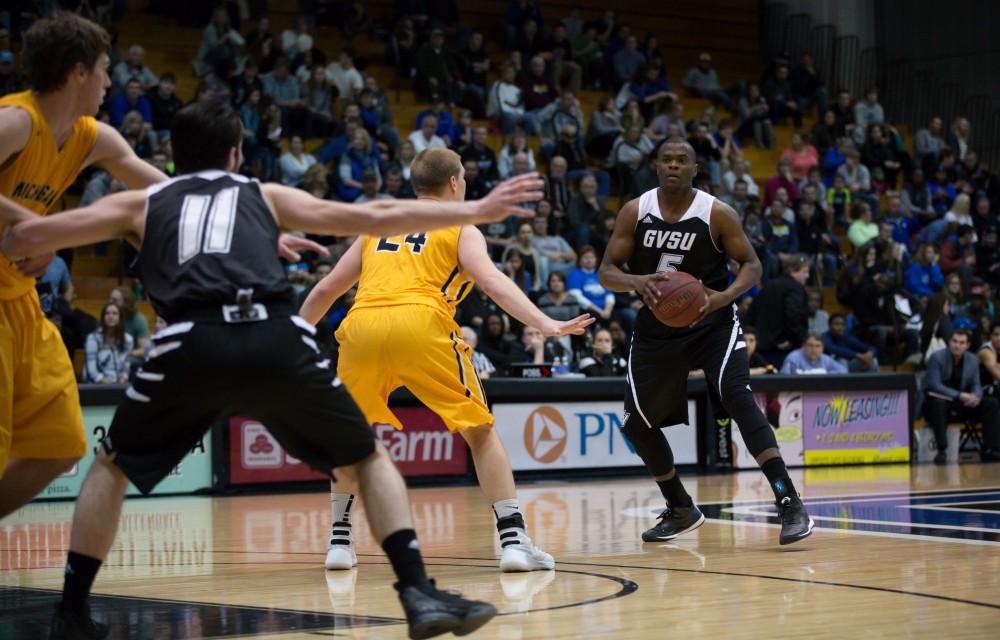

{"left": 352, "top": 226, "right": 473, "bottom": 317}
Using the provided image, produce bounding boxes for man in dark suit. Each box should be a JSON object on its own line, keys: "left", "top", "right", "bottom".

{"left": 923, "top": 330, "right": 1000, "bottom": 464}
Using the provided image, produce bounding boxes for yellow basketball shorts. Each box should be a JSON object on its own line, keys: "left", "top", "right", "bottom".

{"left": 0, "top": 289, "right": 86, "bottom": 475}
{"left": 335, "top": 305, "right": 493, "bottom": 432}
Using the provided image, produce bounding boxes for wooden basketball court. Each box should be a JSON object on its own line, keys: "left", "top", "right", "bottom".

{"left": 3, "top": 464, "right": 1000, "bottom": 638}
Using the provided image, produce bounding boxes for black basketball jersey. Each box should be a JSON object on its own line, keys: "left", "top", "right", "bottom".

{"left": 138, "top": 171, "right": 294, "bottom": 319}
{"left": 629, "top": 187, "right": 730, "bottom": 338}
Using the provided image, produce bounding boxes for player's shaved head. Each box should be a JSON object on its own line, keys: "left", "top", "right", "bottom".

{"left": 411, "top": 148, "right": 463, "bottom": 196}
{"left": 657, "top": 137, "right": 696, "bottom": 162}
{"left": 654, "top": 137, "right": 698, "bottom": 191}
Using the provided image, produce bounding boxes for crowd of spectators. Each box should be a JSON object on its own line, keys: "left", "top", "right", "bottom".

{"left": 3, "top": 1, "right": 1000, "bottom": 444}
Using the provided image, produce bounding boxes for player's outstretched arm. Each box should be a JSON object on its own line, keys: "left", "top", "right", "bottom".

{"left": 86, "top": 122, "right": 169, "bottom": 188}
{"left": 263, "top": 173, "right": 543, "bottom": 238}
{"left": 0, "top": 190, "right": 146, "bottom": 259}
{"left": 299, "top": 238, "right": 363, "bottom": 325}
{"left": 459, "top": 226, "right": 594, "bottom": 337}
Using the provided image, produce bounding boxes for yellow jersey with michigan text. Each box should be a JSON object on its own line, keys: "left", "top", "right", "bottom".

{"left": 0, "top": 91, "right": 99, "bottom": 300}
{"left": 351, "top": 226, "right": 473, "bottom": 317}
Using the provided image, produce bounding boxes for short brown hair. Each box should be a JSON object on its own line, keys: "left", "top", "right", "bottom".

{"left": 411, "top": 148, "right": 462, "bottom": 195}
{"left": 22, "top": 12, "right": 111, "bottom": 93}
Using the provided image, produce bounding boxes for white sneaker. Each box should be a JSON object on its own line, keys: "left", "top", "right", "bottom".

{"left": 499, "top": 539, "right": 555, "bottom": 572}
{"left": 325, "top": 544, "right": 357, "bottom": 570}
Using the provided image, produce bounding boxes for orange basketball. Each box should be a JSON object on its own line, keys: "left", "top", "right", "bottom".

{"left": 649, "top": 272, "right": 707, "bottom": 328}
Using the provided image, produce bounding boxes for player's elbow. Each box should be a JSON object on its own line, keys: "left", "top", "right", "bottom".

{"left": 2, "top": 222, "right": 42, "bottom": 260}
{"left": 597, "top": 264, "right": 613, "bottom": 288}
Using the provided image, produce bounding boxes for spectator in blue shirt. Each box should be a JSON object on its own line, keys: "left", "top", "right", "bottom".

{"left": 881, "top": 195, "right": 916, "bottom": 247}
{"left": 613, "top": 36, "right": 646, "bottom": 86}
{"left": 929, "top": 167, "right": 957, "bottom": 215}
{"left": 780, "top": 334, "right": 848, "bottom": 374}
{"left": 904, "top": 243, "right": 944, "bottom": 299}
{"left": 416, "top": 101, "right": 456, "bottom": 145}
{"left": 109, "top": 79, "right": 152, "bottom": 127}
{"left": 629, "top": 64, "right": 676, "bottom": 119}
{"left": 567, "top": 246, "right": 615, "bottom": 322}
{"left": 823, "top": 314, "right": 879, "bottom": 372}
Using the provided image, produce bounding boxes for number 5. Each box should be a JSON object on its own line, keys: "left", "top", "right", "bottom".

{"left": 656, "top": 253, "right": 683, "bottom": 273}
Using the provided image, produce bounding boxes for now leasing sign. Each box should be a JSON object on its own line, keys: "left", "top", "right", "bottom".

{"left": 492, "top": 401, "right": 697, "bottom": 471}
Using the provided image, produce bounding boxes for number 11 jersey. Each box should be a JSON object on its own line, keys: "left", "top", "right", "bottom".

{"left": 139, "top": 170, "right": 294, "bottom": 319}
{"left": 352, "top": 225, "right": 474, "bottom": 318}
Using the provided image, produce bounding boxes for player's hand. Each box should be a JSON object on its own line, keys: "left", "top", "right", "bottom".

{"left": 278, "top": 233, "right": 330, "bottom": 262}
{"left": 635, "top": 272, "right": 670, "bottom": 307}
{"left": 541, "top": 313, "right": 595, "bottom": 337}
{"left": 475, "top": 173, "right": 544, "bottom": 223}
{"left": 689, "top": 283, "right": 728, "bottom": 328}
{"left": 13, "top": 252, "right": 54, "bottom": 278}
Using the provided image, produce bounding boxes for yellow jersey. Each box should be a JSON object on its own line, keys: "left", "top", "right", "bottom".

{"left": 351, "top": 226, "right": 474, "bottom": 317}
{"left": 0, "top": 91, "right": 99, "bottom": 300}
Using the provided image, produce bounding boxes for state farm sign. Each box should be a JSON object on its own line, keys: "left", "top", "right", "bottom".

{"left": 228, "top": 407, "right": 468, "bottom": 484}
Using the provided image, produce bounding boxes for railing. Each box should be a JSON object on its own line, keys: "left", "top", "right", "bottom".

{"left": 765, "top": 2, "right": 1000, "bottom": 167}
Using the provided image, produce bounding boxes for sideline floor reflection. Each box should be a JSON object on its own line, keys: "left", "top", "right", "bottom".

{"left": 0, "top": 585, "right": 402, "bottom": 639}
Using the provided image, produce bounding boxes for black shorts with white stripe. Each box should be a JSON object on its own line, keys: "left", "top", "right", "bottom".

{"left": 624, "top": 305, "right": 750, "bottom": 434}
{"left": 104, "top": 314, "right": 376, "bottom": 494}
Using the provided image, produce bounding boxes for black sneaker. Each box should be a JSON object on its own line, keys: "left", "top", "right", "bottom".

{"left": 641, "top": 504, "right": 706, "bottom": 542}
{"left": 934, "top": 450, "right": 947, "bottom": 465}
{"left": 777, "top": 495, "right": 814, "bottom": 545}
{"left": 49, "top": 606, "right": 109, "bottom": 640}
{"left": 396, "top": 580, "right": 497, "bottom": 639}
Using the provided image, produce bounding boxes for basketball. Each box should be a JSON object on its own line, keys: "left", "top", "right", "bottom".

{"left": 649, "top": 272, "right": 707, "bottom": 327}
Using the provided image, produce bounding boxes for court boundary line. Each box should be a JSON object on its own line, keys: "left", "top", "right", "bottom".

{"left": 2, "top": 562, "right": 637, "bottom": 621}
{"left": 354, "top": 554, "right": 1000, "bottom": 611}
{"left": 90, "top": 549, "right": 998, "bottom": 611}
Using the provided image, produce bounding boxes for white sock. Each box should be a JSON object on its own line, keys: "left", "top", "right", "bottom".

{"left": 329, "top": 493, "right": 354, "bottom": 547}
{"left": 492, "top": 498, "right": 521, "bottom": 521}
{"left": 493, "top": 498, "right": 527, "bottom": 547}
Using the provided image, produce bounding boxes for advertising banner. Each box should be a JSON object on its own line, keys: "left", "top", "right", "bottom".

{"left": 493, "top": 400, "right": 698, "bottom": 471}
{"left": 228, "top": 407, "right": 468, "bottom": 484}
{"left": 801, "top": 389, "right": 910, "bottom": 464}
{"left": 41, "top": 406, "right": 213, "bottom": 499}
{"left": 731, "top": 389, "right": 910, "bottom": 468}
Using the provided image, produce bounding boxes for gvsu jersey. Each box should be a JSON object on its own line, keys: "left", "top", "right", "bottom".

{"left": 137, "top": 171, "right": 294, "bottom": 319}
{"left": 628, "top": 188, "right": 729, "bottom": 338}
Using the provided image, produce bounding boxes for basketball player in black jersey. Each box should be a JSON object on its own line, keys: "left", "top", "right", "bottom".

{"left": 599, "top": 138, "right": 813, "bottom": 545}
{"left": 1, "top": 102, "right": 547, "bottom": 640}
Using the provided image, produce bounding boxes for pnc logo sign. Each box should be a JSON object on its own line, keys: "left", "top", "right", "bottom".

{"left": 524, "top": 406, "right": 568, "bottom": 463}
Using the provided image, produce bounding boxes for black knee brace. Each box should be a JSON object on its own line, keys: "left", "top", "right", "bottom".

{"left": 623, "top": 422, "right": 675, "bottom": 477}
{"left": 724, "top": 391, "right": 779, "bottom": 458}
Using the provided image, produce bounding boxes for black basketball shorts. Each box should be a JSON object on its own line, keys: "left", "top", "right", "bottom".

{"left": 103, "top": 315, "right": 376, "bottom": 494}
{"left": 624, "top": 306, "right": 750, "bottom": 432}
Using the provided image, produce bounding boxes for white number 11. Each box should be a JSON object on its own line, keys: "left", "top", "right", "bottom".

{"left": 178, "top": 187, "right": 239, "bottom": 264}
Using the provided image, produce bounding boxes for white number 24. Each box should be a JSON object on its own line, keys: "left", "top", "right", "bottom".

{"left": 177, "top": 187, "right": 239, "bottom": 264}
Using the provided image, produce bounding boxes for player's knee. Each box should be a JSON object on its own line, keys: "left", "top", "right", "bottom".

{"left": 623, "top": 424, "right": 674, "bottom": 476}
{"left": 459, "top": 423, "right": 495, "bottom": 450}
{"left": 738, "top": 420, "right": 779, "bottom": 458}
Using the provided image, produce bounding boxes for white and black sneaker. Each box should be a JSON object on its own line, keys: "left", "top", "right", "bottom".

{"left": 777, "top": 495, "right": 814, "bottom": 545}
{"left": 499, "top": 537, "right": 555, "bottom": 572}
{"left": 641, "top": 504, "right": 706, "bottom": 542}
{"left": 324, "top": 520, "right": 357, "bottom": 570}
